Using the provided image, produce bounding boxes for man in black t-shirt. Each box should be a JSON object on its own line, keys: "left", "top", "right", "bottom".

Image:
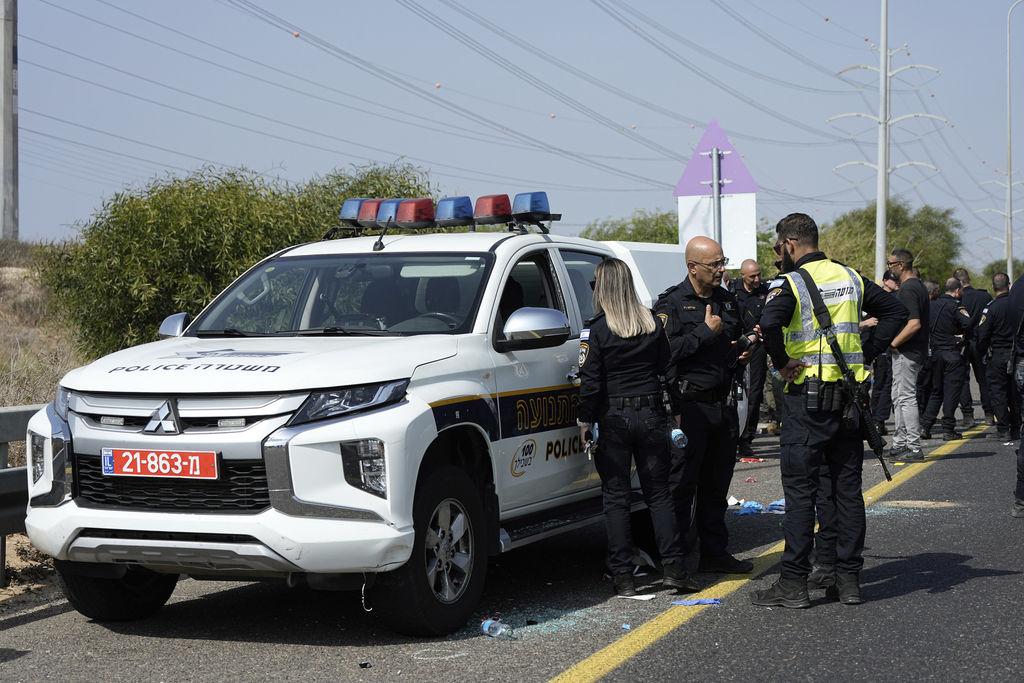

{"left": 887, "top": 249, "right": 929, "bottom": 460}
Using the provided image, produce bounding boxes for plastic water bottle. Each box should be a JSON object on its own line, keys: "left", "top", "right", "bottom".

{"left": 481, "top": 618, "right": 515, "bottom": 639}
{"left": 671, "top": 427, "right": 688, "bottom": 449}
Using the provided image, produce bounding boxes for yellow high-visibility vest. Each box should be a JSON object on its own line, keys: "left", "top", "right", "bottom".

{"left": 782, "top": 258, "right": 869, "bottom": 385}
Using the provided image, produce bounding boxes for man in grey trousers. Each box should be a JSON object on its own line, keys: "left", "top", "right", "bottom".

{"left": 886, "top": 249, "right": 929, "bottom": 460}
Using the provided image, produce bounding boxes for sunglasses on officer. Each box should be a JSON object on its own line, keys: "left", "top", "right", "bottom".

{"left": 688, "top": 257, "right": 730, "bottom": 271}
{"left": 772, "top": 236, "right": 796, "bottom": 255}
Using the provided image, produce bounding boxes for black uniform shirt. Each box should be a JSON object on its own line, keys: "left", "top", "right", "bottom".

{"left": 729, "top": 280, "right": 769, "bottom": 334}
{"left": 975, "top": 292, "right": 1014, "bottom": 356}
{"left": 759, "top": 252, "right": 908, "bottom": 370}
{"left": 928, "top": 293, "right": 972, "bottom": 352}
{"left": 960, "top": 286, "right": 992, "bottom": 332}
{"left": 577, "top": 312, "right": 671, "bottom": 424}
{"left": 654, "top": 276, "right": 741, "bottom": 392}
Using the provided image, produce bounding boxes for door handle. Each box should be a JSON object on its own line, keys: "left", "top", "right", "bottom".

{"left": 567, "top": 367, "right": 581, "bottom": 387}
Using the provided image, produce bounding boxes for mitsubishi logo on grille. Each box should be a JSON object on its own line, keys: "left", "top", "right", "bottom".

{"left": 144, "top": 401, "right": 179, "bottom": 435}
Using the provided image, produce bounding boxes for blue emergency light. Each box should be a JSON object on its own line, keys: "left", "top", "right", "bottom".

{"left": 512, "top": 191, "right": 558, "bottom": 222}
{"left": 435, "top": 195, "right": 474, "bottom": 227}
{"left": 339, "top": 198, "right": 366, "bottom": 227}
{"left": 376, "top": 198, "right": 403, "bottom": 226}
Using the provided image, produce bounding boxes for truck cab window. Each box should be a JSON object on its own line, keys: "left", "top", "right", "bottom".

{"left": 559, "top": 250, "right": 604, "bottom": 323}
{"left": 497, "top": 252, "right": 564, "bottom": 331}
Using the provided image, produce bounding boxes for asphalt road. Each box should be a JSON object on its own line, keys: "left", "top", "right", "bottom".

{"left": 0, "top": 427, "right": 1019, "bottom": 682}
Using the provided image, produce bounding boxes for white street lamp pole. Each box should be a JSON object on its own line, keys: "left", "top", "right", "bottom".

{"left": 875, "top": 0, "right": 889, "bottom": 282}
{"left": 1008, "top": 0, "right": 1024, "bottom": 280}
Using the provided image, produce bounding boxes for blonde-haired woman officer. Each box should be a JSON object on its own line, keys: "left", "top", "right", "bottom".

{"left": 578, "top": 258, "right": 695, "bottom": 597}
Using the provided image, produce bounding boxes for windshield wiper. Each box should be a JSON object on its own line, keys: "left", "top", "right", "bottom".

{"left": 286, "top": 327, "right": 393, "bottom": 337}
{"left": 194, "top": 328, "right": 259, "bottom": 337}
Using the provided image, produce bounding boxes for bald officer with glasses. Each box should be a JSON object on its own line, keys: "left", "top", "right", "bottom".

{"left": 655, "top": 236, "right": 756, "bottom": 578}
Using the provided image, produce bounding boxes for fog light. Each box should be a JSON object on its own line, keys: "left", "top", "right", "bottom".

{"left": 30, "top": 432, "right": 46, "bottom": 483}
{"left": 340, "top": 439, "right": 386, "bottom": 498}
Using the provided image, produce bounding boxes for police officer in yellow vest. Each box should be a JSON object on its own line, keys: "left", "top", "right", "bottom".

{"left": 751, "top": 214, "right": 907, "bottom": 608}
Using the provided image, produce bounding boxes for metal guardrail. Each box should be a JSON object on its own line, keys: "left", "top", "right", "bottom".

{"left": 0, "top": 404, "right": 45, "bottom": 587}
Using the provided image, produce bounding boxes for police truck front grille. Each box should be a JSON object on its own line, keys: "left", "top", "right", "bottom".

{"left": 74, "top": 454, "right": 270, "bottom": 513}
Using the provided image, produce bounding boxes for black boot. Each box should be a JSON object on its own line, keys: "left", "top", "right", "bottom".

{"left": 662, "top": 562, "right": 700, "bottom": 593}
{"left": 1012, "top": 500, "right": 1024, "bottom": 519}
{"left": 613, "top": 573, "right": 636, "bottom": 597}
{"left": 750, "top": 576, "right": 811, "bottom": 609}
{"left": 806, "top": 563, "right": 836, "bottom": 590}
{"left": 825, "top": 572, "right": 864, "bottom": 605}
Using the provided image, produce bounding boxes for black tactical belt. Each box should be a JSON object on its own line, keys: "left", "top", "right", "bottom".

{"left": 679, "top": 387, "right": 730, "bottom": 403}
{"left": 608, "top": 394, "right": 662, "bottom": 408}
{"left": 786, "top": 380, "right": 840, "bottom": 395}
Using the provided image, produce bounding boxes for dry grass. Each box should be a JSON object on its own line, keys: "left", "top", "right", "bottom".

{"left": 1, "top": 266, "right": 83, "bottom": 466}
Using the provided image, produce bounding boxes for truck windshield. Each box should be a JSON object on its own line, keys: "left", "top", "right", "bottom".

{"left": 190, "top": 253, "right": 493, "bottom": 336}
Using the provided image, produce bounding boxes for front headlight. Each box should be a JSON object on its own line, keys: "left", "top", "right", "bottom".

{"left": 53, "top": 385, "right": 72, "bottom": 421}
{"left": 289, "top": 380, "right": 409, "bottom": 426}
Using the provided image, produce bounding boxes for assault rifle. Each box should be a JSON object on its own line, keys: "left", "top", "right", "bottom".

{"left": 796, "top": 270, "right": 893, "bottom": 481}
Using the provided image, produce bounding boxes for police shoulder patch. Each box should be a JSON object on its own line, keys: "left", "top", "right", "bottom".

{"left": 766, "top": 288, "right": 784, "bottom": 303}
{"left": 657, "top": 312, "right": 669, "bottom": 327}
{"left": 979, "top": 314, "right": 987, "bottom": 326}
{"left": 578, "top": 342, "right": 589, "bottom": 367}
{"left": 959, "top": 308, "right": 971, "bottom": 318}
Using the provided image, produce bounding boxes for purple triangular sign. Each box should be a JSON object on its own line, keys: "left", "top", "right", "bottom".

{"left": 674, "top": 120, "right": 758, "bottom": 197}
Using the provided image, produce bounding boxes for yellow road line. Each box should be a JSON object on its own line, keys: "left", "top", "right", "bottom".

{"left": 550, "top": 424, "right": 989, "bottom": 683}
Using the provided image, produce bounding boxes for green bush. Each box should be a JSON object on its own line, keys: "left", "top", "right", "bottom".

{"left": 38, "top": 163, "right": 433, "bottom": 357}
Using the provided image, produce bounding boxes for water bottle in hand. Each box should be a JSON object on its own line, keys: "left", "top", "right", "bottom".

{"left": 670, "top": 428, "right": 688, "bottom": 449}
{"left": 481, "top": 618, "right": 515, "bottom": 639}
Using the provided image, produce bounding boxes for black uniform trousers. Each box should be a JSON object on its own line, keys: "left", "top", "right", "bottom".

{"left": 987, "top": 348, "right": 1020, "bottom": 436}
{"left": 779, "top": 393, "right": 866, "bottom": 578}
{"left": 959, "top": 345, "right": 991, "bottom": 417}
{"left": 870, "top": 350, "right": 893, "bottom": 423}
{"left": 595, "top": 404, "right": 683, "bottom": 575}
{"left": 916, "top": 358, "right": 933, "bottom": 415}
{"left": 739, "top": 346, "right": 768, "bottom": 446}
{"left": 670, "top": 398, "right": 739, "bottom": 559}
{"left": 921, "top": 350, "right": 967, "bottom": 434}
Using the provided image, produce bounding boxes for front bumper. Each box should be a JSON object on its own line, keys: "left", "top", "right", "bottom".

{"left": 25, "top": 503, "right": 414, "bottom": 573}
{"left": 24, "top": 396, "right": 438, "bottom": 574}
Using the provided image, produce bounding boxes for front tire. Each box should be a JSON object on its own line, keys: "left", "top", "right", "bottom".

{"left": 56, "top": 563, "right": 178, "bottom": 622}
{"left": 375, "top": 465, "right": 488, "bottom": 635}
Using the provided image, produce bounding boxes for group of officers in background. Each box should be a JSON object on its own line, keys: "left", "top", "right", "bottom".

{"left": 578, "top": 211, "right": 1024, "bottom": 608}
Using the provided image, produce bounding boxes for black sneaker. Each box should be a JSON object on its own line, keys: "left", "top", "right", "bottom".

{"left": 698, "top": 554, "right": 754, "bottom": 574}
{"left": 825, "top": 572, "right": 864, "bottom": 605}
{"left": 662, "top": 562, "right": 700, "bottom": 593}
{"left": 901, "top": 448, "right": 925, "bottom": 462}
{"left": 987, "top": 413, "right": 997, "bottom": 426}
{"left": 1012, "top": 500, "right": 1024, "bottom": 519}
{"left": 613, "top": 573, "right": 636, "bottom": 597}
{"left": 806, "top": 563, "right": 836, "bottom": 590}
{"left": 1010, "top": 429, "right": 1021, "bottom": 441}
{"left": 887, "top": 446, "right": 909, "bottom": 461}
{"left": 736, "top": 442, "right": 755, "bottom": 458}
{"left": 750, "top": 577, "right": 811, "bottom": 609}
{"left": 942, "top": 431, "right": 964, "bottom": 441}
{"left": 919, "top": 430, "right": 933, "bottom": 440}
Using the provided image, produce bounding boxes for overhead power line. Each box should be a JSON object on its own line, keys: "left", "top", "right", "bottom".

{"left": 219, "top": 0, "right": 674, "bottom": 189}
{"left": 590, "top": 0, "right": 858, "bottom": 143}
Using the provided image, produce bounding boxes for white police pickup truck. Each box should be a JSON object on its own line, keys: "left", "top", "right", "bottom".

{"left": 24, "top": 192, "right": 685, "bottom": 635}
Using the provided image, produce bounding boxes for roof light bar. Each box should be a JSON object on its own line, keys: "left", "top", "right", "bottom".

{"left": 435, "top": 195, "right": 474, "bottom": 227}
{"left": 474, "top": 194, "right": 512, "bottom": 225}
{"left": 357, "top": 198, "right": 385, "bottom": 228}
{"left": 395, "top": 198, "right": 435, "bottom": 228}
{"left": 339, "top": 198, "right": 366, "bottom": 226}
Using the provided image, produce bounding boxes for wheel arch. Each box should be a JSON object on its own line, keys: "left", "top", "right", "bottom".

{"left": 418, "top": 424, "right": 501, "bottom": 554}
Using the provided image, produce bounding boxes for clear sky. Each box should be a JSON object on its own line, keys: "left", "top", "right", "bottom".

{"left": 17, "top": 0, "right": 1022, "bottom": 268}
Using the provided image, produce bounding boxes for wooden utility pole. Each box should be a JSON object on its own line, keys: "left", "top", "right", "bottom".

{"left": 0, "top": 0, "right": 17, "bottom": 242}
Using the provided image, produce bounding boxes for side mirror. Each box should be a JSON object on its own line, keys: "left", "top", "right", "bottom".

{"left": 495, "top": 307, "right": 571, "bottom": 352}
{"left": 158, "top": 312, "right": 190, "bottom": 339}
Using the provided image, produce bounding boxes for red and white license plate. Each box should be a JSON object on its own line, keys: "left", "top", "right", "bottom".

{"left": 101, "top": 448, "right": 219, "bottom": 480}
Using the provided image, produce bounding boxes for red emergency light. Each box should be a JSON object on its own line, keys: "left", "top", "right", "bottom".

{"left": 395, "top": 198, "right": 435, "bottom": 228}
{"left": 357, "top": 198, "right": 385, "bottom": 228}
{"left": 474, "top": 194, "right": 512, "bottom": 225}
